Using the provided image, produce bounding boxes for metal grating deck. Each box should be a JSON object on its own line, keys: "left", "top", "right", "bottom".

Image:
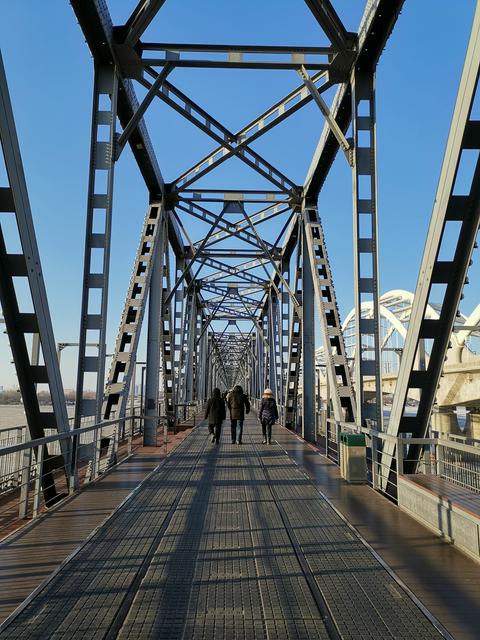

{"left": 0, "top": 419, "right": 447, "bottom": 639}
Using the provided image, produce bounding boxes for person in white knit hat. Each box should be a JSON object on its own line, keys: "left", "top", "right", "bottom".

{"left": 258, "top": 388, "right": 278, "bottom": 444}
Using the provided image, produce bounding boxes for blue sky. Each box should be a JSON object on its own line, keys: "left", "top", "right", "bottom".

{"left": 0, "top": 1, "right": 478, "bottom": 390}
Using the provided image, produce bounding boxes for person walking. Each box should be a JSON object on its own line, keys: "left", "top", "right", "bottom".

{"left": 258, "top": 388, "right": 278, "bottom": 444}
{"left": 227, "top": 385, "right": 250, "bottom": 444}
{"left": 204, "top": 387, "right": 226, "bottom": 444}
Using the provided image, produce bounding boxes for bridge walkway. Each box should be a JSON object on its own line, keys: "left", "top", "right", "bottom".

{"left": 0, "top": 417, "right": 452, "bottom": 640}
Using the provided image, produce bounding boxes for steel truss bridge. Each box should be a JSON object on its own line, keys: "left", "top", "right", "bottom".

{"left": 1, "top": 1, "right": 480, "bottom": 638}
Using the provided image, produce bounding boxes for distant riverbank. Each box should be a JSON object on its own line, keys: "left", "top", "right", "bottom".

{"left": 0, "top": 405, "right": 75, "bottom": 430}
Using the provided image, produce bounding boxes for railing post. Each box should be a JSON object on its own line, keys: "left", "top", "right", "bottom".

{"left": 69, "top": 432, "right": 79, "bottom": 494}
{"left": 371, "top": 434, "right": 378, "bottom": 490}
{"left": 112, "top": 421, "right": 120, "bottom": 464}
{"left": 18, "top": 447, "right": 32, "bottom": 519}
{"left": 90, "top": 426, "right": 101, "bottom": 481}
{"left": 437, "top": 442, "right": 443, "bottom": 478}
{"left": 336, "top": 421, "right": 341, "bottom": 464}
{"left": 127, "top": 416, "right": 133, "bottom": 456}
{"left": 396, "top": 435, "right": 404, "bottom": 477}
{"left": 32, "top": 444, "right": 45, "bottom": 519}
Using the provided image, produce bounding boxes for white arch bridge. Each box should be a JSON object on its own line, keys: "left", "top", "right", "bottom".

{"left": 316, "top": 290, "right": 480, "bottom": 431}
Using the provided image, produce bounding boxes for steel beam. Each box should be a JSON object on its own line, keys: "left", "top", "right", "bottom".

{"left": 144, "top": 223, "right": 164, "bottom": 446}
{"left": 303, "top": 0, "right": 354, "bottom": 51}
{"left": 386, "top": 0, "right": 480, "bottom": 476}
{"left": 301, "top": 220, "right": 316, "bottom": 443}
{"left": 174, "top": 72, "right": 330, "bottom": 191}
{"left": 74, "top": 64, "right": 118, "bottom": 428}
{"left": 103, "top": 203, "right": 163, "bottom": 420}
{"left": 351, "top": 69, "right": 382, "bottom": 428}
{"left": 284, "top": 227, "right": 303, "bottom": 430}
{"left": 303, "top": 205, "right": 356, "bottom": 422}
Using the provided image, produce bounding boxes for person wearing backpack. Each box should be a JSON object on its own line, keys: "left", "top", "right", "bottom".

{"left": 226, "top": 385, "right": 250, "bottom": 444}
{"left": 258, "top": 388, "right": 278, "bottom": 445}
{"left": 204, "top": 387, "right": 226, "bottom": 444}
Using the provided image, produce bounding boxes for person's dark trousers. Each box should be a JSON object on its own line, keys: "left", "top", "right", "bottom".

{"left": 262, "top": 419, "right": 273, "bottom": 443}
{"left": 208, "top": 424, "right": 214, "bottom": 435}
{"left": 214, "top": 422, "right": 222, "bottom": 443}
{"left": 230, "top": 419, "right": 244, "bottom": 443}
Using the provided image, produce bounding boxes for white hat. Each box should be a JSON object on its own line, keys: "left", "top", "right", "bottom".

{"left": 263, "top": 388, "right": 273, "bottom": 397}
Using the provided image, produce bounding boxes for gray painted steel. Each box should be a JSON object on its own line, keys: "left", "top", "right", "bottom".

{"left": 74, "top": 64, "right": 118, "bottom": 426}
{"left": 386, "top": 0, "right": 480, "bottom": 476}
{"left": 0, "top": 52, "right": 70, "bottom": 501}
{"left": 351, "top": 70, "right": 383, "bottom": 429}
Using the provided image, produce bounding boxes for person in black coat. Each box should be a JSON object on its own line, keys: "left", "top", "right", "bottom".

{"left": 226, "top": 385, "right": 250, "bottom": 444}
{"left": 258, "top": 388, "right": 278, "bottom": 444}
{"left": 204, "top": 387, "right": 226, "bottom": 444}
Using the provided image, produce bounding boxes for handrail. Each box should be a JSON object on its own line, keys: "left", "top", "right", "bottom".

{"left": 0, "top": 413, "right": 165, "bottom": 457}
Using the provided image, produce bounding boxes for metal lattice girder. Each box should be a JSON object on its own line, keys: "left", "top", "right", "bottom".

{"left": 74, "top": 64, "right": 118, "bottom": 426}
{"left": 284, "top": 227, "right": 303, "bottom": 430}
{"left": 144, "top": 213, "right": 167, "bottom": 446}
{"left": 304, "top": 206, "right": 356, "bottom": 422}
{"left": 200, "top": 282, "right": 260, "bottom": 307}
{"left": 176, "top": 200, "right": 269, "bottom": 250}
{"left": 141, "top": 70, "right": 298, "bottom": 193}
{"left": 351, "top": 69, "right": 382, "bottom": 427}
{"left": 301, "top": 217, "right": 316, "bottom": 443}
{"left": 179, "top": 288, "right": 195, "bottom": 403}
{"left": 173, "top": 255, "right": 185, "bottom": 400}
{"left": 0, "top": 52, "right": 70, "bottom": 503}
{"left": 159, "top": 226, "right": 176, "bottom": 425}
{"left": 386, "top": 0, "right": 480, "bottom": 474}
{"left": 174, "top": 71, "right": 331, "bottom": 191}
{"left": 103, "top": 203, "right": 163, "bottom": 420}
{"left": 267, "top": 290, "right": 279, "bottom": 398}
{"left": 195, "top": 202, "right": 289, "bottom": 250}
{"left": 280, "top": 258, "right": 290, "bottom": 409}
{"left": 201, "top": 256, "right": 268, "bottom": 285}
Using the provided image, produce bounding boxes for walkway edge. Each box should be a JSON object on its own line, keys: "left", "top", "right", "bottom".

{"left": 278, "top": 426, "right": 456, "bottom": 640}
{"left": 0, "top": 425, "right": 199, "bottom": 633}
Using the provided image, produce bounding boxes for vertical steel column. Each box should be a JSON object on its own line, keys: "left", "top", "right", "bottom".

{"left": 173, "top": 255, "right": 185, "bottom": 400}
{"left": 303, "top": 205, "right": 356, "bottom": 422}
{"left": 351, "top": 70, "right": 383, "bottom": 428}
{"left": 284, "top": 226, "right": 302, "bottom": 429}
{"left": 302, "top": 219, "right": 316, "bottom": 442}
{"left": 280, "top": 258, "right": 290, "bottom": 409}
{"left": 74, "top": 64, "right": 118, "bottom": 426}
{"left": 198, "top": 318, "right": 209, "bottom": 401}
{"left": 158, "top": 222, "right": 176, "bottom": 426}
{"left": 267, "top": 290, "right": 278, "bottom": 395}
{"left": 262, "top": 311, "right": 269, "bottom": 390}
{"left": 144, "top": 223, "right": 164, "bottom": 446}
{"left": 256, "top": 329, "right": 263, "bottom": 400}
{"left": 208, "top": 333, "right": 213, "bottom": 395}
{"left": 103, "top": 203, "right": 162, "bottom": 420}
{"left": 184, "top": 289, "right": 197, "bottom": 402}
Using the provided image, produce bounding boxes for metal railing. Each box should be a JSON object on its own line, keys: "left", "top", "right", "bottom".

{"left": 0, "top": 400, "right": 205, "bottom": 535}
{"left": 314, "top": 416, "right": 480, "bottom": 500}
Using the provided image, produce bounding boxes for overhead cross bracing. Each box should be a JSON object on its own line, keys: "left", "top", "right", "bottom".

{"left": 64, "top": 0, "right": 405, "bottom": 451}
